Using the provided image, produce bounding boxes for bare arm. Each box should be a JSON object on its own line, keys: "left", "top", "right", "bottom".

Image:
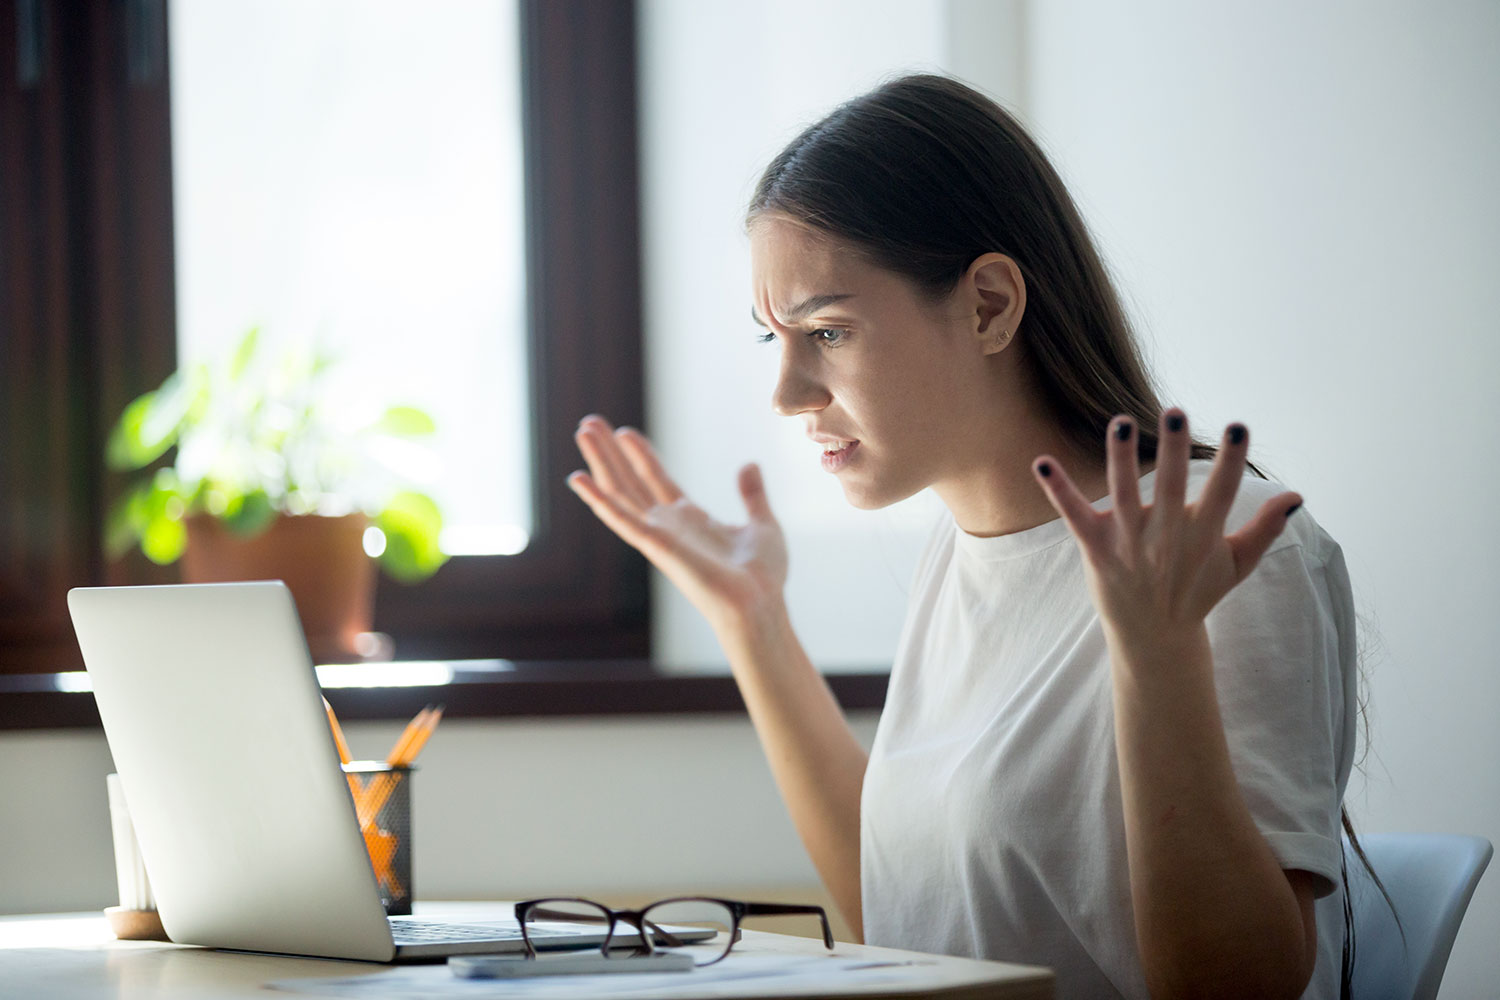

{"left": 716, "top": 601, "right": 868, "bottom": 941}
{"left": 1110, "top": 627, "right": 1319, "bottom": 998}
{"left": 1033, "top": 410, "right": 1317, "bottom": 999}
{"left": 567, "top": 416, "right": 867, "bottom": 939}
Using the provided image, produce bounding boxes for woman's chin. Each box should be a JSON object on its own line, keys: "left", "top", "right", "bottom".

{"left": 837, "top": 474, "right": 920, "bottom": 512}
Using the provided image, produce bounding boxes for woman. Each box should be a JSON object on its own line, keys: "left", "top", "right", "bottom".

{"left": 568, "top": 74, "right": 1356, "bottom": 999}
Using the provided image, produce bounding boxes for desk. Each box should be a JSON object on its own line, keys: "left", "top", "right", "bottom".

{"left": 0, "top": 903, "right": 1053, "bottom": 999}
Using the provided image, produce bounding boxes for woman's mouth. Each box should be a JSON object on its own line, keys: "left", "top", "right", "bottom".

{"left": 820, "top": 439, "right": 859, "bottom": 472}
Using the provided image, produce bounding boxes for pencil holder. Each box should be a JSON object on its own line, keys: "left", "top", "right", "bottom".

{"left": 342, "top": 762, "right": 414, "bottom": 916}
{"left": 104, "top": 773, "right": 170, "bottom": 941}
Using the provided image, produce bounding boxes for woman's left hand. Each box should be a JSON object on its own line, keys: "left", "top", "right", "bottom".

{"left": 1031, "top": 409, "right": 1303, "bottom": 655}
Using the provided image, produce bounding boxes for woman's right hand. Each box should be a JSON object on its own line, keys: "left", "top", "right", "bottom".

{"left": 568, "top": 415, "right": 789, "bottom": 636}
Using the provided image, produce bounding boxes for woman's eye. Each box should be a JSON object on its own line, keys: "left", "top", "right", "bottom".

{"left": 810, "top": 328, "right": 845, "bottom": 346}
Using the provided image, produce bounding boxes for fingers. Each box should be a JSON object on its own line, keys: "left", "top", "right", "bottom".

{"left": 1153, "top": 407, "right": 1190, "bottom": 517}
{"left": 1226, "top": 491, "right": 1303, "bottom": 582}
{"left": 1195, "top": 421, "right": 1250, "bottom": 532}
{"left": 1032, "top": 455, "right": 1105, "bottom": 548}
{"left": 575, "top": 415, "right": 654, "bottom": 511}
{"left": 616, "top": 426, "right": 685, "bottom": 505}
{"left": 1106, "top": 415, "right": 1143, "bottom": 525}
{"left": 737, "top": 463, "right": 776, "bottom": 524}
{"left": 566, "top": 469, "right": 665, "bottom": 557}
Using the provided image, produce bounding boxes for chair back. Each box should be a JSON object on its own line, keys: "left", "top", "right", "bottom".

{"left": 1346, "top": 832, "right": 1492, "bottom": 1000}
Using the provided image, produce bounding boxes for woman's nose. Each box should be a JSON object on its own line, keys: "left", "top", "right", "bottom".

{"left": 771, "top": 350, "right": 831, "bottom": 416}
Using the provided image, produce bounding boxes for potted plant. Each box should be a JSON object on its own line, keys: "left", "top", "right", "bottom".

{"left": 104, "top": 327, "right": 448, "bottom": 663}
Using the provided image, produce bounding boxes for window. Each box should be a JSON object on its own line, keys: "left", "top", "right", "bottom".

{"left": 0, "top": 0, "right": 648, "bottom": 674}
{"left": 169, "top": 0, "right": 534, "bottom": 557}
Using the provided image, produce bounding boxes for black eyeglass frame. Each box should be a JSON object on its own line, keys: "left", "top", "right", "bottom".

{"left": 514, "top": 895, "right": 835, "bottom": 965}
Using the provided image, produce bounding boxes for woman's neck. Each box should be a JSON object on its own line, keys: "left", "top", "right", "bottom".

{"left": 937, "top": 445, "right": 1109, "bottom": 539}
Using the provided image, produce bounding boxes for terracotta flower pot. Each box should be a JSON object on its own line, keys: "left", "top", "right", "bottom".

{"left": 181, "top": 513, "right": 379, "bottom": 664}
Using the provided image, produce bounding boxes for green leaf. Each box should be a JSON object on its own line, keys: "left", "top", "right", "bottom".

{"left": 125, "top": 468, "right": 190, "bottom": 564}
{"left": 311, "top": 348, "right": 339, "bottom": 379}
{"left": 370, "top": 405, "right": 436, "bottom": 437}
{"left": 228, "top": 326, "right": 261, "bottom": 381}
{"left": 140, "top": 514, "right": 187, "bottom": 565}
{"left": 182, "top": 362, "right": 213, "bottom": 425}
{"left": 103, "top": 485, "right": 152, "bottom": 560}
{"left": 105, "top": 373, "right": 195, "bottom": 471}
{"left": 106, "top": 395, "right": 164, "bottom": 470}
{"left": 105, "top": 393, "right": 154, "bottom": 470}
{"left": 373, "top": 491, "right": 447, "bottom": 583}
{"left": 222, "top": 490, "right": 278, "bottom": 538}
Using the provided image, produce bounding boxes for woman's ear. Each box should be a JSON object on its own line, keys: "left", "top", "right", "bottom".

{"left": 965, "top": 253, "right": 1026, "bottom": 355}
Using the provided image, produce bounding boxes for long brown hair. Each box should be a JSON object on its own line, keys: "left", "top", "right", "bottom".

{"left": 750, "top": 73, "right": 1388, "bottom": 997}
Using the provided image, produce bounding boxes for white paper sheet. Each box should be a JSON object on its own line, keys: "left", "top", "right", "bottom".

{"left": 266, "top": 952, "right": 944, "bottom": 999}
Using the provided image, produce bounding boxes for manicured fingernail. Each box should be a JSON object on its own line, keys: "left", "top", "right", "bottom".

{"left": 1115, "top": 421, "right": 1132, "bottom": 441}
{"left": 1166, "top": 414, "right": 1184, "bottom": 433}
{"left": 1037, "top": 461, "right": 1052, "bottom": 478}
{"left": 1228, "top": 424, "right": 1246, "bottom": 445}
{"left": 1285, "top": 502, "right": 1302, "bottom": 518}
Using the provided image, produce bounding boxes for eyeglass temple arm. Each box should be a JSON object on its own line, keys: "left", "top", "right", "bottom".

{"left": 741, "top": 903, "right": 835, "bottom": 949}
{"left": 526, "top": 905, "right": 610, "bottom": 924}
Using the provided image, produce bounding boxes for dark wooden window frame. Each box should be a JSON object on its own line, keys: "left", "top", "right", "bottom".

{"left": 1, "top": 0, "right": 648, "bottom": 676}
{"left": 374, "top": 0, "right": 649, "bottom": 662}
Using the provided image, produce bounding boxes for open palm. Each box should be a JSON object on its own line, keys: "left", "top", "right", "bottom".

{"left": 569, "top": 416, "right": 788, "bottom": 633}
{"left": 1031, "top": 409, "right": 1303, "bottom": 651}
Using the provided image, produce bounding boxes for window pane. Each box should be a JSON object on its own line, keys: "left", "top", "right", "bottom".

{"left": 167, "top": 0, "right": 531, "bottom": 555}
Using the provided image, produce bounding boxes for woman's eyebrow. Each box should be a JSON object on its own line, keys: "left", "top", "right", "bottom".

{"left": 750, "top": 293, "right": 856, "bottom": 328}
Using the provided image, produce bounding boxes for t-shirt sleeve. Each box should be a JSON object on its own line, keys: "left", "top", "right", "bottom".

{"left": 1204, "top": 540, "right": 1350, "bottom": 898}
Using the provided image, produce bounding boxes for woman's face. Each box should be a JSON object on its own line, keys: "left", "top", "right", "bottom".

{"left": 749, "top": 214, "right": 1000, "bottom": 510}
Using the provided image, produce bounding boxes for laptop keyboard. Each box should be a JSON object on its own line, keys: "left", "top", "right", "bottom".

{"left": 389, "top": 919, "right": 523, "bottom": 944}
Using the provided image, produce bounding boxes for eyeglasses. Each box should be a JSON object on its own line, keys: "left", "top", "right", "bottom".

{"left": 514, "top": 896, "right": 834, "bottom": 967}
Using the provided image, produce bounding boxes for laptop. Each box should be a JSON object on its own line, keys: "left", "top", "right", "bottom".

{"left": 68, "top": 581, "right": 695, "bottom": 962}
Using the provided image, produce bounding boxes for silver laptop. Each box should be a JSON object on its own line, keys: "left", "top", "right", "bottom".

{"left": 68, "top": 581, "right": 664, "bottom": 962}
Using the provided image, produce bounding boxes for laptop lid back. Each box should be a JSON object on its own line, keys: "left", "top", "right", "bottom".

{"left": 69, "top": 581, "right": 396, "bottom": 961}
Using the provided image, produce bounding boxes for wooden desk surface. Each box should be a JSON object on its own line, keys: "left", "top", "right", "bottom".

{"left": 0, "top": 903, "right": 1053, "bottom": 1000}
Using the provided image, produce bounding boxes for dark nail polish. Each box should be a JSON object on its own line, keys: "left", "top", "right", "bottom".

{"left": 1166, "top": 414, "right": 1184, "bottom": 433}
{"left": 1037, "top": 461, "right": 1052, "bottom": 478}
{"left": 1115, "top": 421, "right": 1132, "bottom": 441}
{"left": 1228, "top": 424, "right": 1246, "bottom": 445}
{"left": 1285, "top": 502, "right": 1302, "bottom": 518}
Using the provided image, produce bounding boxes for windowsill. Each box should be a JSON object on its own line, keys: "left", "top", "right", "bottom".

{"left": 0, "top": 660, "right": 890, "bottom": 730}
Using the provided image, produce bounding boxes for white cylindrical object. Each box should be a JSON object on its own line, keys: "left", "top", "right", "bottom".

{"left": 106, "top": 772, "right": 155, "bottom": 911}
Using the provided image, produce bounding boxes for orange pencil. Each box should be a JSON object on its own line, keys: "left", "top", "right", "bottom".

{"left": 363, "top": 704, "right": 444, "bottom": 820}
{"left": 395, "top": 704, "right": 444, "bottom": 766}
{"left": 324, "top": 697, "right": 353, "bottom": 764}
{"left": 385, "top": 705, "right": 434, "bottom": 767}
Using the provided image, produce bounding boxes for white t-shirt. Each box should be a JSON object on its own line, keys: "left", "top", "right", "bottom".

{"left": 861, "top": 460, "right": 1357, "bottom": 999}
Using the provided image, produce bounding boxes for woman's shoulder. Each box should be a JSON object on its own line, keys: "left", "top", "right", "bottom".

{"left": 1184, "top": 459, "right": 1337, "bottom": 564}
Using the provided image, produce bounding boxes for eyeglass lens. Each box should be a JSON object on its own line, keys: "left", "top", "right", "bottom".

{"left": 639, "top": 899, "right": 736, "bottom": 966}
{"left": 520, "top": 898, "right": 614, "bottom": 954}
